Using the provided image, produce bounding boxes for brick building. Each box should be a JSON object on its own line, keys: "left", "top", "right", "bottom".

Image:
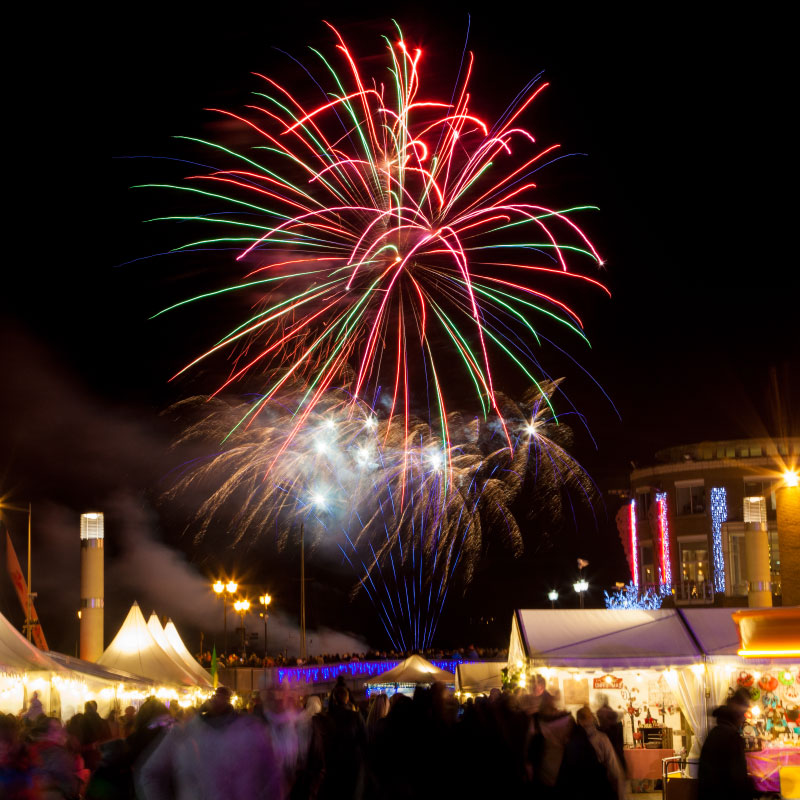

{"left": 616, "top": 437, "right": 800, "bottom": 607}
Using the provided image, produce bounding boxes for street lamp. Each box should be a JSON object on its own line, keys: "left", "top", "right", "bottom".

{"left": 259, "top": 593, "right": 272, "bottom": 660}
{"left": 213, "top": 579, "right": 238, "bottom": 656}
{"left": 233, "top": 598, "right": 250, "bottom": 657}
{"left": 548, "top": 590, "right": 559, "bottom": 609}
{"left": 573, "top": 579, "right": 589, "bottom": 608}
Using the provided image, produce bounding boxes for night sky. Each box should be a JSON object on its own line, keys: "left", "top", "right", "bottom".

{"left": 1, "top": 4, "right": 795, "bottom": 655}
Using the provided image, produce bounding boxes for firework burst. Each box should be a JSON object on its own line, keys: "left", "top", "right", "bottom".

{"left": 147, "top": 21, "right": 608, "bottom": 468}
{"left": 167, "top": 380, "right": 595, "bottom": 648}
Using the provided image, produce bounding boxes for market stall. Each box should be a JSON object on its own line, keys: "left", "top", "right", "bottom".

{"left": 507, "top": 609, "right": 700, "bottom": 765}
{"left": 680, "top": 607, "right": 800, "bottom": 793}
{"left": 365, "top": 654, "right": 454, "bottom": 697}
{"left": 1, "top": 608, "right": 64, "bottom": 715}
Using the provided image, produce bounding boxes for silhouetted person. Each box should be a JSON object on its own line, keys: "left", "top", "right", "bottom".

{"left": 698, "top": 689, "right": 754, "bottom": 800}
{"left": 139, "top": 686, "right": 280, "bottom": 800}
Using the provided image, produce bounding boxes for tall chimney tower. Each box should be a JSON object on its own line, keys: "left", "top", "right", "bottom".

{"left": 80, "top": 512, "right": 104, "bottom": 661}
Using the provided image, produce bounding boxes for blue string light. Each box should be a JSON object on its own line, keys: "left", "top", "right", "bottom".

{"left": 276, "top": 658, "right": 464, "bottom": 686}
{"left": 710, "top": 487, "right": 727, "bottom": 593}
{"left": 603, "top": 583, "right": 664, "bottom": 609}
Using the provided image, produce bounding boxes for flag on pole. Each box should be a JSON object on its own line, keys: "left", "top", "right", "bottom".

{"left": 577, "top": 558, "right": 590, "bottom": 570}
{"left": 210, "top": 646, "right": 218, "bottom": 688}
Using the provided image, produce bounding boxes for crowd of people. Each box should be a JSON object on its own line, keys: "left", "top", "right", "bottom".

{"left": 197, "top": 645, "right": 507, "bottom": 669}
{"left": 1, "top": 677, "right": 754, "bottom": 799}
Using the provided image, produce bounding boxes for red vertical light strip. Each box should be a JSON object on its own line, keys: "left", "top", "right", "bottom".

{"left": 630, "top": 499, "right": 639, "bottom": 588}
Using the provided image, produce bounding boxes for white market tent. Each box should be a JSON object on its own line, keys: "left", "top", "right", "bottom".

{"left": 508, "top": 608, "right": 800, "bottom": 760}
{"left": 509, "top": 609, "right": 702, "bottom": 670}
{"left": 455, "top": 661, "right": 505, "bottom": 695}
{"left": 366, "top": 655, "right": 455, "bottom": 690}
{"left": 47, "top": 652, "right": 156, "bottom": 719}
{"left": 147, "top": 613, "right": 212, "bottom": 689}
{"left": 1, "top": 608, "right": 63, "bottom": 674}
{"left": 164, "top": 619, "right": 214, "bottom": 687}
{"left": 1, "top": 608, "right": 64, "bottom": 715}
{"left": 98, "top": 602, "right": 200, "bottom": 688}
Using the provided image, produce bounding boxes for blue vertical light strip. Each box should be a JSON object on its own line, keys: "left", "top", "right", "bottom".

{"left": 655, "top": 491, "right": 672, "bottom": 593}
{"left": 710, "top": 487, "right": 727, "bottom": 593}
{"left": 630, "top": 499, "right": 639, "bottom": 588}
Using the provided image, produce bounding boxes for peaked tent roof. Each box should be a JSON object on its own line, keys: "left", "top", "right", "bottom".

{"left": 147, "top": 614, "right": 211, "bottom": 688}
{"left": 97, "top": 602, "right": 199, "bottom": 687}
{"left": 511, "top": 609, "right": 702, "bottom": 669}
{"left": 164, "top": 620, "right": 213, "bottom": 687}
{"left": 366, "top": 655, "right": 454, "bottom": 686}
{"left": 1, "top": 609, "right": 63, "bottom": 674}
{"left": 48, "top": 652, "right": 155, "bottom": 688}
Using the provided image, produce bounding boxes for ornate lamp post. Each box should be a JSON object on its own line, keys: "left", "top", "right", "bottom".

{"left": 259, "top": 593, "right": 272, "bottom": 659}
{"left": 573, "top": 579, "right": 589, "bottom": 609}
{"left": 233, "top": 598, "right": 250, "bottom": 657}
{"left": 213, "top": 579, "right": 238, "bottom": 655}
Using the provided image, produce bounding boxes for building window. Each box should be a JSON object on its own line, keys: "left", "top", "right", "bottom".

{"left": 640, "top": 544, "right": 655, "bottom": 585}
{"left": 679, "top": 543, "right": 709, "bottom": 591}
{"left": 728, "top": 531, "right": 747, "bottom": 595}
{"left": 744, "top": 479, "right": 777, "bottom": 518}
{"left": 676, "top": 482, "right": 705, "bottom": 515}
{"left": 635, "top": 490, "right": 651, "bottom": 522}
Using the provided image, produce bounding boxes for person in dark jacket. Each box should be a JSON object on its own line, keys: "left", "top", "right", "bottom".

{"left": 698, "top": 689, "right": 755, "bottom": 800}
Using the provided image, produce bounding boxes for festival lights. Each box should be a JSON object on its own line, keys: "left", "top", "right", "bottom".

{"left": 603, "top": 583, "right": 663, "bottom": 610}
{"left": 710, "top": 487, "right": 727, "bottom": 593}
{"left": 629, "top": 499, "right": 639, "bottom": 588}
{"left": 655, "top": 492, "right": 672, "bottom": 593}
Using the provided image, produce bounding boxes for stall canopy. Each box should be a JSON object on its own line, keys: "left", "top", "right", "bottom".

{"left": 510, "top": 609, "right": 703, "bottom": 670}
{"left": 455, "top": 661, "right": 505, "bottom": 695}
{"left": 47, "top": 652, "right": 155, "bottom": 690}
{"left": 366, "top": 655, "right": 454, "bottom": 687}
{"left": 164, "top": 620, "right": 214, "bottom": 687}
{"left": 0, "top": 609, "right": 63, "bottom": 674}
{"left": 147, "top": 614, "right": 212, "bottom": 688}
{"left": 97, "top": 602, "right": 200, "bottom": 687}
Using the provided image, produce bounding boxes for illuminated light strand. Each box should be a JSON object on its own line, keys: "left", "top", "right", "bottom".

{"left": 710, "top": 487, "right": 727, "bottom": 593}
{"left": 630, "top": 499, "right": 639, "bottom": 588}
{"left": 603, "top": 583, "right": 663, "bottom": 610}
{"left": 655, "top": 491, "right": 672, "bottom": 593}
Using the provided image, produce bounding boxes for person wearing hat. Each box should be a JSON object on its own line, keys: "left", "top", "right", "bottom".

{"left": 698, "top": 688, "right": 755, "bottom": 800}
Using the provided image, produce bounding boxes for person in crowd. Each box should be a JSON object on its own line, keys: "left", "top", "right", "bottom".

{"left": 595, "top": 695, "right": 626, "bottom": 776}
{"left": 311, "top": 684, "right": 366, "bottom": 800}
{"left": 568, "top": 705, "right": 626, "bottom": 800}
{"left": 365, "top": 694, "right": 389, "bottom": 744}
{"left": 258, "top": 684, "right": 312, "bottom": 798}
{"left": 527, "top": 700, "right": 573, "bottom": 798}
{"left": 86, "top": 698, "right": 171, "bottom": 800}
{"left": 698, "top": 689, "right": 754, "bottom": 800}
{"left": 1, "top": 713, "right": 34, "bottom": 799}
{"left": 105, "top": 709, "right": 120, "bottom": 741}
{"left": 120, "top": 707, "right": 136, "bottom": 739}
{"left": 79, "top": 701, "right": 110, "bottom": 771}
{"left": 23, "top": 691, "right": 44, "bottom": 722}
{"left": 138, "top": 686, "right": 280, "bottom": 800}
{"left": 27, "top": 716, "right": 84, "bottom": 800}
